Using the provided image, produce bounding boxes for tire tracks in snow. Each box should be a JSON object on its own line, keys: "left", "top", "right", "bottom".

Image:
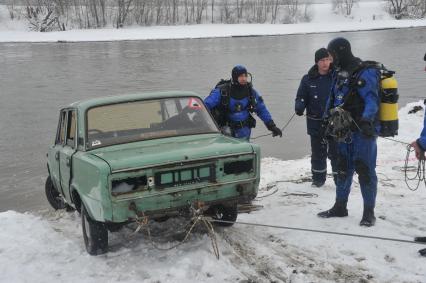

{"left": 219, "top": 227, "right": 375, "bottom": 283}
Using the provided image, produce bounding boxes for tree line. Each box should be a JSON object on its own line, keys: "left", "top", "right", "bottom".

{"left": 4, "top": 0, "right": 426, "bottom": 32}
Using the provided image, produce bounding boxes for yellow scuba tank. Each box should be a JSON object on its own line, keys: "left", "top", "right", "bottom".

{"left": 379, "top": 72, "right": 399, "bottom": 137}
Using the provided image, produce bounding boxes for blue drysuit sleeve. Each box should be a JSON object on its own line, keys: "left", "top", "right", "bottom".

{"left": 252, "top": 88, "right": 273, "bottom": 124}
{"left": 204, "top": 88, "right": 221, "bottom": 111}
{"left": 295, "top": 75, "right": 308, "bottom": 114}
{"left": 417, "top": 110, "right": 426, "bottom": 150}
{"left": 357, "top": 68, "right": 380, "bottom": 121}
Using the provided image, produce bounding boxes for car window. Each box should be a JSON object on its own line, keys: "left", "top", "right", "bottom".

{"left": 56, "top": 111, "right": 67, "bottom": 145}
{"left": 86, "top": 97, "right": 218, "bottom": 149}
{"left": 66, "top": 110, "right": 76, "bottom": 148}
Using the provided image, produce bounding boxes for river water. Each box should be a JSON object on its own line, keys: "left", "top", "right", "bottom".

{"left": 0, "top": 27, "right": 425, "bottom": 212}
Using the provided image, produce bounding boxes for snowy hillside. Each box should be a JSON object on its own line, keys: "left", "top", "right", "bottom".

{"left": 0, "top": 1, "right": 425, "bottom": 42}
{"left": 1, "top": 101, "right": 425, "bottom": 283}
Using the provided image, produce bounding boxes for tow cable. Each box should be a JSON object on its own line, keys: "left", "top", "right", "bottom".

{"left": 209, "top": 219, "right": 426, "bottom": 246}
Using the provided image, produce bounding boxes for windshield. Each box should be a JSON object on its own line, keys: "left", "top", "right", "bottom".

{"left": 86, "top": 97, "right": 219, "bottom": 149}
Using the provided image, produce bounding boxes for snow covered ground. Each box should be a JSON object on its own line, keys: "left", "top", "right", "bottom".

{"left": 1, "top": 101, "right": 425, "bottom": 283}
{"left": 0, "top": 1, "right": 425, "bottom": 42}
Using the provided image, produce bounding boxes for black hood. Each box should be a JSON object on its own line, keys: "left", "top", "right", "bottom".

{"left": 327, "top": 37, "right": 356, "bottom": 70}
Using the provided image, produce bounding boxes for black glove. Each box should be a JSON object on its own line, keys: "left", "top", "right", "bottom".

{"left": 359, "top": 119, "right": 375, "bottom": 138}
{"left": 295, "top": 110, "right": 304, "bottom": 116}
{"left": 266, "top": 121, "right": 282, "bottom": 137}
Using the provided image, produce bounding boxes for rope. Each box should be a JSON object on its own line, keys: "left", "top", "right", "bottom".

{"left": 404, "top": 144, "right": 426, "bottom": 191}
{"left": 345, "top": 119, "right": 425, "bottom": 191}
{"left": 251, "top": 112, "right": 296, "bottom": 140}
{"left": 129, "top": 211, "right": 220, "bottom": 259}
{"left": 281, "top": 192, "right": 318, "bottom": 198}
{"left": 381, "top": 136, "right": 410, "bottom": 146}
{"left": 209, "top": 219, "right": 426, "bottom": 246}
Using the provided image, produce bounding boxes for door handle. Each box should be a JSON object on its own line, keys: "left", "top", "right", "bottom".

{"left": 55, "top": 152, "right": 59, "bottom": 160}
{"left": 66, "top": 157, "right": 70, "bottom": 167}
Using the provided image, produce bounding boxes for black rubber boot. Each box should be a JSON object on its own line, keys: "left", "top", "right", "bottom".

{"left": 419, "top": 248, "right": 426, "bottom": 257}
{"left": 414, "top": 237, "right": 426, "bottom": 243}
{"left": 360, "top": 206, "right": 376, "bottom": 227}
{"left": 311, "top": 180, "right": 325, "bottom": 188}
{"left": 317, "top": 200, "right": 348, "bottom": 218}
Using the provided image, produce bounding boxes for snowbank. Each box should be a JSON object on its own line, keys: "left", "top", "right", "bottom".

{"left": 1, "top": 102, "right": 426, "bottom": 282}
{"left": 0, "top": 2, "right": 425, "bottom": 43}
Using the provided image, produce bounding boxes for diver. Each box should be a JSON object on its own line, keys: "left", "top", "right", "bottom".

{"left": 204, "top": 65, "right": 282, "bottom": 140}
{"left": 317, "top": 38, "right": 380, "bottom": 227}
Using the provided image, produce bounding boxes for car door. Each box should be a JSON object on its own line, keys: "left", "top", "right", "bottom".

{"left": 59, "top": 109, "right": 77, "bottom": 203}
{"left": 48, "top": 110, "right": 67, "bottom": 196}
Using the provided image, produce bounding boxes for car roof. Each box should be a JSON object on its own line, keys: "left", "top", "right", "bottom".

{"left": 68, "top": 91, "right": 201, "bottom": 112}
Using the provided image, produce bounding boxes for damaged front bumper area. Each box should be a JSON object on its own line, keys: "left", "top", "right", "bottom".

{"left": 107, "top": 153, "right": 259, "bottom": 222}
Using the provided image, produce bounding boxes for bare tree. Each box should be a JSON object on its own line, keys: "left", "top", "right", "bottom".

{"left": 386, "top": 0, "right": 407, "bottom": 19}
{"left": 220, "top": 0, "right": 233, "bottom": 23}
{"left": 332, "top": 0, "right": 358, "bottom": 16}
{"left": 211, "top": 0, "right": 214, "bottom": 23}
{"left": 117, "top": 0, "right": 133, "bottom": 28}
{"left": 271, "top": 0, "right": 281, "bottom": 23}
{"left": 195, "top": 0, "right": 207, "bottom": 24}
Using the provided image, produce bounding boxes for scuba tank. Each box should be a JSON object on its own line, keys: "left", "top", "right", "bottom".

{"left": 344, "top": 61, "right": 399, "bottom": 137}
{"left": 378, "top": 70, "right": 399, "bottom": 137}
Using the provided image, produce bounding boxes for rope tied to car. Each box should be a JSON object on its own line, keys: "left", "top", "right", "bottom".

{"left": 129, "top": 207, "right": 220, "bottom": 259}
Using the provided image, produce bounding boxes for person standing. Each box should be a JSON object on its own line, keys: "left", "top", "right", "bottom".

{"left": 295, "top": 48, "right": 338, "bottom": 187}
{"left": 317, "top": 38, "right": 380, "bottom": 227}
{"left": 411, "top": 52, "right": 426, "bottom": 256}
{"left": 204, "top": 65, "right": 282, "bottom": 140}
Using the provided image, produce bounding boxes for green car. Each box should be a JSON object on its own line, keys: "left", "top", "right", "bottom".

{"left": 45, "top": 91, "right": 260, "bottom": 255}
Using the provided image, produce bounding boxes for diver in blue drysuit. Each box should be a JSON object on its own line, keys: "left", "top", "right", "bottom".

{"left": 204, "top": 65, "right": 282, "bottom": 140}
{"left": 412, "top": 53, "right": 426, "bottom": 256}
{"left": 317, "top": 38, "right": 380, "bottom": 227}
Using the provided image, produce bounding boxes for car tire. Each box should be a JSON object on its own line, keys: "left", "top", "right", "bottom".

{"left": 210, "top": 203, "right": 238, "bottom": 227}
{"left": 45, "top": 176, "right": 65, "bottom": 210}
{"left": 81, "top": 205, "right": 108, "bottom": 255}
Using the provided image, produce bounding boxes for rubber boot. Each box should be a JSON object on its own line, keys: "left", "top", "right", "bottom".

{"left": 419, "top": 248, "right": 426, "bottom": 257}
{"left": 317, "top": 200, "right": 348, "bottom": 218}
{"left": 311, "top": 180, "right": 325, "bottom": 188}
{"left": 414, "top": 237, "right": 426, "bottom": 243}
{"left": 360, "top": 206, "right": 376, "bottom": 227}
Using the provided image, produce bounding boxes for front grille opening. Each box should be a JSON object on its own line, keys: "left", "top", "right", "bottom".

{"left": 224, "top": 159, "right": 253, "bottom": 175}
{"left": 112, "top": 176, "right": 147, "bottom": 195}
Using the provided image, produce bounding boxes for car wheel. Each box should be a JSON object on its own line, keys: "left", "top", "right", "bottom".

{"left": 45, "top": 176, "right": 65, "bottom": 210}
{"left": 210, "top": 203, "right": 238, "bottom": 227}
{"left": 81, "top": 205, "right": 108, "bottom": 255}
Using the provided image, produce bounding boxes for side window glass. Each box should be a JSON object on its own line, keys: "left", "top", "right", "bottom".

{"left": 56, "top": 111, "right": 67, "bottom": 145}
{"left": 66, "top": 111, "right": 76, "bottom": 148}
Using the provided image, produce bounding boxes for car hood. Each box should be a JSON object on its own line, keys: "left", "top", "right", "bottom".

{"left": 89, "top": 134, "right": 255, "bottom": 173}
